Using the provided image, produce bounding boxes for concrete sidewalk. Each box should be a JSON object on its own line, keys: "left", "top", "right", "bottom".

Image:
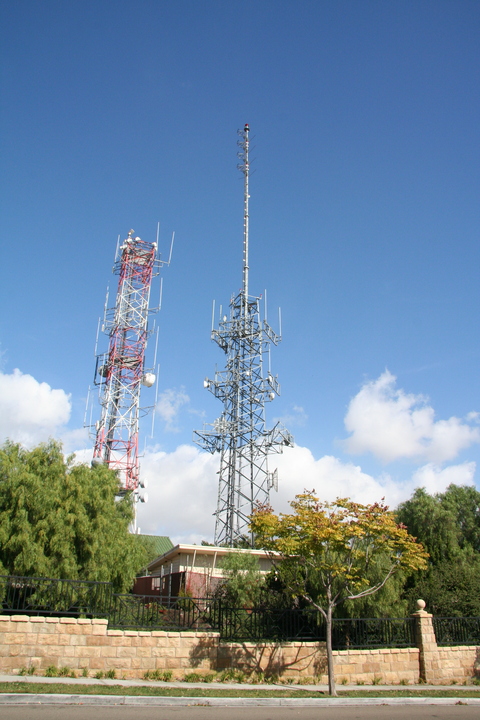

{"left": 0, "top": 693, "right": 480, "bottom": 708}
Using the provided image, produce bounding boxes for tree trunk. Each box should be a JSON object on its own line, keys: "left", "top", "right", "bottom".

{"left": 326, "top": 602, "right": 337, "bottom": 696}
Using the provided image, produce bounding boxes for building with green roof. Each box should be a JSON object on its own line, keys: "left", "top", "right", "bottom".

{"left": 133, "top": 534, "right": 173, "bottom": 581}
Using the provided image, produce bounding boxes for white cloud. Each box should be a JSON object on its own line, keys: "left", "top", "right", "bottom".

{"left": 466, "top": 411, "right": 480, "bottom": 423}
{"left": 274, "top": 405, "right": 308, "bottom": 428}
{"left": 136, "top": 444, "right": 219, "bottom": 543}
{"left": 409, "top": 461, "right": 476, "bottom": 496}
{"left": 69, "top": 446, "right": 94, "bottom": 466}
{"left": 0, "top": 369, "right": 71, "bottom": 447}
{"left": 272, "top": 446, "right": 394, "bottom": 510}
{"left": 155, "top": 387, "right": 190, "bottom": 432}
{"left": 134, "top": 441, "right": 477, "bottom": 544}
{"left": 343, "top": 370, "right": 480, "bottom": 464}
{"left": 2, "top": 364, "right": 475, "bottom": 544}
{"left": 272, "top": 446, "right": 476, "bottom": 513}
{"left": 61, "top": 428, "right": 91, "bottom": 458}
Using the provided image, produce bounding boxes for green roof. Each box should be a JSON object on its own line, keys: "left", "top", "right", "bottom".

{"left": 134, "top": 535, "right": 174, "bottom": 566}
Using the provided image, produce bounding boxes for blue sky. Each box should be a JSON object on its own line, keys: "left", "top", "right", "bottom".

{"left": 1, "top": 1, "right": 479, "bottom": 542}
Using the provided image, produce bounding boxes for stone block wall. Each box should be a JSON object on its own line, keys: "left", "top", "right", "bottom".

{"left": 217, "top": 640, "right": 327, "bottom": 678}
{"left": 332, "top": 647, "right": 420, "bottom": 685}
{"left": 0, "top": 613, "right": 478, "bottom": 683}
{"left": 216, "top": 643, "right": 419, "bottom": 684}
{"left": 423, "top": 645, "right": 480, "bottom": 684}
{"left": 413, "top": 607, "right": 480, "bottom": 684}
{"left": 0, "top": 615, "right": 216, "bottom": 679}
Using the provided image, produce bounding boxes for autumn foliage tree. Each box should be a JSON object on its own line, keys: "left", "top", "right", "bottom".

{"left": 250, "top": 492, "right": 428, "bottom": 696}
{"left": 0, "top": 440, "right": 146, "bottom": 591}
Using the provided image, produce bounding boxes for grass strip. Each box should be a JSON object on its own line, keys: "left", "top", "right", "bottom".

{"left": 0, "top": 683, "right": 479, "bottom": 699}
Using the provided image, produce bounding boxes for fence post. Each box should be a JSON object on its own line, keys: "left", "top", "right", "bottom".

{"left": 412, "top": 599, "right": 438, "bottom": 683}
{"left": 219, "top": 599, "right": 224, "bottom": 638}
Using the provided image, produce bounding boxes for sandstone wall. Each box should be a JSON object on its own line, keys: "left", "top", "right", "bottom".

{"left": 423, "top": 645, "right": 480, "bottom": 684}
{"left": 332, "top": 647, "right": 420, "bottom": 685}
{"left": 0, "top": 614, "right": 478, "bottom": 683}
{"left": 413, "top": 608, "right": 480, "bottom": 684}
{"left": 0, "top": 615, "right": 216, "bottom": 679}
{"left": 217, "top": 642, "right": 420, "bottom": 683}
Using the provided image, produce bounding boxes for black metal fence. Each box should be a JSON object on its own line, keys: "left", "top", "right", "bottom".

{"left": 0, "top": 575, "right": 113, "bottom": 617}
{"left": 211, "top": 605, "right": 327, "bottom": 642}
{"left": 0, "top": 576, "right": 212, "bottom": 631}
{"left": 2, "top": 575, "right": 479, "bottom": 649}
{"left": 212, "top": 607, "right": 417, "bottom": 648}
{"left": 109, "top": 594, "right": 214, "bottom": 632}
{"left": 332, "top": 617, "right": 416, "bottom": 649}
{"left": 433, "top": 617, "right": 480, "bottom": 646}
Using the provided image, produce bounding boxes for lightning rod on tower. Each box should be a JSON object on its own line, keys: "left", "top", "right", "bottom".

{"left": 194, "top": 125, "right": 293, "bottom": 547}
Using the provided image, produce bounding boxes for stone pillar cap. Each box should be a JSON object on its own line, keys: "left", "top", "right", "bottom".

{"left": 416, "top": 599, "right": 426, "bottom": 611}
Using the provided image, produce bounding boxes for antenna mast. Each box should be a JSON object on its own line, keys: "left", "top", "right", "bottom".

{"left": 194, "top": 125, "right": 293, "bottom": 547}
{"left": 240, "top": 124, "right": 249, "bottom": 302}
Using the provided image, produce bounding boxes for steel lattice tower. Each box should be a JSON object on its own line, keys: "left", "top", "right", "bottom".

{"left": 90, "top": 229, "right": 168, "bottom": 505}
{"left": 194, "top": 124, "right": 293, "bottom": 547}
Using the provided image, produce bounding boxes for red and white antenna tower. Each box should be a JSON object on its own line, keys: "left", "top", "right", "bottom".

{"left": 89, "top": 228, "right": 172, "bottom": 512}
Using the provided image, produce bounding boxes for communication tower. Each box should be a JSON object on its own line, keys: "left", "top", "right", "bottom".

{"left": 89, "top": 229, "right": 171, "bottom": 511}
{"left": 194, "top": 125, "right": 293, "bottom": 547}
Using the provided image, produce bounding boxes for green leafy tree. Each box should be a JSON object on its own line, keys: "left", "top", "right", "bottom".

{"left": 396, "top": 484, "right": 480, "bottom": 615}
{"left": 250, "top": 492, "right": 428, "bottom": 696}
{"left": 396, "top": 485, "right": 480, "bottom": 559}
{"left": 339, "top": 554, "right": 409, "bottom": 619}
{"left": 402, "top": 556, "right": 480, "bottom": 616}
{"left": 215, "top": 550, "right": 265, "bottom": 606}
{"left": 0, "top": 440, "right": 146, "bottom": 591}
{"left": 438, "top": 484, "right": 480, "bottom": 552}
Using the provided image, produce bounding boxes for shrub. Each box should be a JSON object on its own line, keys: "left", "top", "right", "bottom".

{"left": 264, "top": 673, "right": 278, "bottom": 684}
{"left": 218, "top": 668, "right": 247, "bottom": 683}
{"left": 143, "top": 669, "right": 173, "bottom": 682}
{"left": 297, "top": 676, "right": 318, "bottom": 685}
{"left": 183, "top": 672, "right": 202, "bottom": 683}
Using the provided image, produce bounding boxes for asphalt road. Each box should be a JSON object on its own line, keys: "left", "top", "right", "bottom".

{"left": 0, "top": 705, "right": 478, "bottom": 720}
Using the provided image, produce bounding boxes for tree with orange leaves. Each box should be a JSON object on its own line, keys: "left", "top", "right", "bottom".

{"left": 250, "top": 492, "right": 428, "bottom": 696}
